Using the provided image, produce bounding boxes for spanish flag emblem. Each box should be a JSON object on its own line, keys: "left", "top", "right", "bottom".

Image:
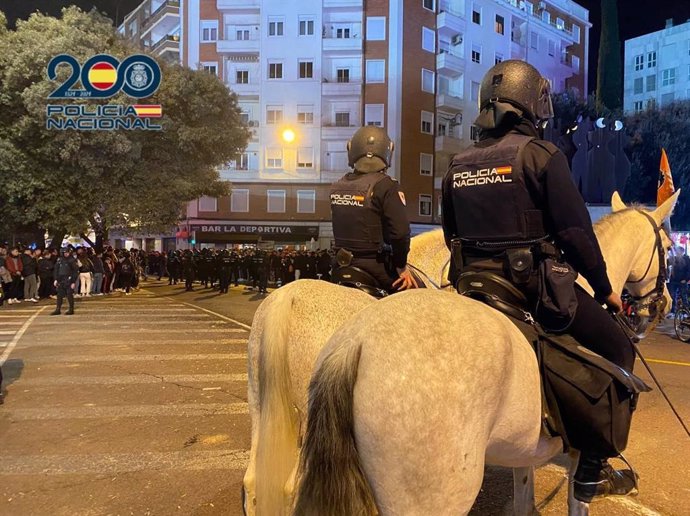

{"left": 88, "top": 62, "right": 118, "bottom": 91}
{"left": 496, "top": 166, "right": 513, "bottom": 175}
{"left": 133, "top": 104, "right": 163, "bottom": 118}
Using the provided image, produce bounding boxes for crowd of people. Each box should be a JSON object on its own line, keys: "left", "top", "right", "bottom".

{"left": 1, "top": 243, "right": 334, "bottom": 306}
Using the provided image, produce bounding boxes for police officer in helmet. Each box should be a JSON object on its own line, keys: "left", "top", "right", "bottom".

{"left": 330, "top": 126, "right": 417, "bottom": 292}
{"left": 441, "top": 60, "right": 636, "bottom": 502}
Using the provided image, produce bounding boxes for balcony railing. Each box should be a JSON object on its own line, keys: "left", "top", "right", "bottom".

{"left": 143, "top": 0, "right": 179, "bottom": 28}
{"left": 217, "top": 38, "right": 260, "bottom": 53}
{"left": 151, "top": 34, "right": 180, "bottom": 53}
{"left": 500, "top": 0, "right": 577, "bottom": 39}
{"left": 217, "top": 0, "right": 260, "bottom": 9}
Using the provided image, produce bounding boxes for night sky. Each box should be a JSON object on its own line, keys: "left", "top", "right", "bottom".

{"left": 3, "top": 0, "right": 690, "bottom": 94}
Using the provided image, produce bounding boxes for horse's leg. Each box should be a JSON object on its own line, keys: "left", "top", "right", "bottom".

{"left": 567, "top": 451, "right": 590, "bottom": 516}
{"left": 513, "top": 467, "right": 536, "bottom": 516}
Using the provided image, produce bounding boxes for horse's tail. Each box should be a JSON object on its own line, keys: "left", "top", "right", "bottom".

{"left": 255, "top": 288, "right": 299, "bottom": 515}
{"left": 293, "top": 339, "right": 377, "bottom": 516}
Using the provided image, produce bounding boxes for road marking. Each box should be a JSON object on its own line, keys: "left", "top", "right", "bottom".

{"left": 0, "top": 330, "right": 17, "bottom": 335}
{"left": 6, "top": 402, "right": 248, "bottom": 420}
{"left": 0, "top": 449, "right": 249, "bottom": 475}
{"left": 28, "top": 353, "right": 247, "bottom": 363}
{"left": 639, "top": 357, "right": 690, "bottom": 368}
{"left": 17, "top": 373, "right": 248, "bottom": 385}
{"left": 0, "top": 309, "right": 42, "bottom": 313}
{"left": 178, "top": 301, "right": 252, "bottom": 330}
{"left": 0, "top": 307, "right": 45, "bottom": 366}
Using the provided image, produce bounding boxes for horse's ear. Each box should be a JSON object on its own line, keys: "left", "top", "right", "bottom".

{"left": 652, "top": 189, "right": 681, "bottom": 224}
{"left": 611, "top": 191, "right": 627, "bottom": 212}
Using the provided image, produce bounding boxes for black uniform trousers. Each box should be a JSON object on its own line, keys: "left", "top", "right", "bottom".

{"left": 219, "top": 267, "right": 231, "bottom": 293}
{"left": 55, "top": 279, "right": 75, "bottom": 312}
{"left": 351, "top": 257, "right": 398, "bottom": 293}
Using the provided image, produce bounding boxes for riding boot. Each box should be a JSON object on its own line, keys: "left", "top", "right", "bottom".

{"left": 573, "top": 453, "right": 637, "bottom": 502}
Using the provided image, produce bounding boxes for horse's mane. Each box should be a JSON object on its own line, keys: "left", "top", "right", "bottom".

{"left": 593, "top": 205, "right": 650, "bottom": 235}
{"left": 410, "top": 227, "right": 444, "bottom": 248}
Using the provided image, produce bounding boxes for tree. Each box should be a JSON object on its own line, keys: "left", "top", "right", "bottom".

{"left": 596, "top": 0, "right": 622, "bottom": 112}
{"left": 624, "top": 101, "right": 690, "bottom": 228}
{"left": 0, "top": 7, "right": 250, "bottom": 249}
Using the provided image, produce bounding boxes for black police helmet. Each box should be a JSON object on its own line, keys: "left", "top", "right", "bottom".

{"left": 347, "top": 126, "right": 394, "bottom": 173}
{"left": 475, "top": 60, "right": 554, "bottom": 130}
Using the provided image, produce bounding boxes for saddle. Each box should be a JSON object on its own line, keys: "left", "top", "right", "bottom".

{"left": 331, "top": 266, "right": 389, "bottom": 298}
{"left": 456, "top": 271, "right": 651, "bottom": 457}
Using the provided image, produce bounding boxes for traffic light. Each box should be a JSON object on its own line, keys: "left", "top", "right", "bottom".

{"left": 188, "top": 231, "right": 196, "bottom": 246}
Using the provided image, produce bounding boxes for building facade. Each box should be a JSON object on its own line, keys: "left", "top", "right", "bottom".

{"left": 119, "top": 0, "right": 181, "bottom": 63}
{"left": 120, "top": 0, "right": 588, "bottom": 249}
{"left": 624, "top": 19, "right": 690, "bottom": 115}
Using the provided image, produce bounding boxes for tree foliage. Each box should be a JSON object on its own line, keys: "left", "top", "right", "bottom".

{"left": 596, "top": 0, "right": 622, "bottom": 112}
{"left": 0, "top": 7, "right": 249, "bottom": 246}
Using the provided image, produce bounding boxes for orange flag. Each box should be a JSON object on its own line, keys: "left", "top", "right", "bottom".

{"left": 657, "top": 148, "right": 675, "bottom": 206}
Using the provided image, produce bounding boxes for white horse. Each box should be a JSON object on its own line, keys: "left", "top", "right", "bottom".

{"left": 293, "top": 191, "right": 678, "bottom": 516}
{"left": 243, "top": 229, "right": 451, "bottom": 515}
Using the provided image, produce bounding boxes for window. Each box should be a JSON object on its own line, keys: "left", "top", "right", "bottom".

{"left": 239, "top": 111, "right": 250, "bottom": 125}
{"left": 299, "top": 60, "right": 314, "bottom": 79}
{"left": 299, "top": 16, "right": 314, "bottom": 36}
{"left": 647, "top": 51, "right": 657, "bottom": 68}
{"left": 420, "top": 154, "right": 433, "bottom": 176}
{"left": 524, "top": 2, "right": 533, "bottom": 15}
{"left": 633, "top": 101, "right": 643, "bottom": 113}
{"left": 231, "top": 189, "right": 249, "bottom": 212}
{"left": 646, "top": 75, "right": 656, "bottom": 92}
{"left": 421, "top": 111, "right": 433, "bottom": 134}
{"left": 366, "top": 59, "right": 385, "bottom": 83}
{"left": 236, "top": 29, "right": 250, "bottom": 40}
{"left": 495, "top": 15, "right": 504, "bottom": 35}
{"left": 267, "top": 190, "right": 286, "bottom": 213}
{"left": 661, "top": 92, "right": 675, "bottom": 107}
{"left": 297, "top": 105, "right": 314, "bottom": 124}
{"left": 335, "top": 112, "right": 350, "bottom": 127}
{"left": 266, "top": 106, "right": 283, "bottom": 124}
{"left": 634, "top": 54, "right": 644, "bottom": 71}
{"left": 572, "top": 55, "right": 580, "bottom": 70}
{"left": 297, "top": 148, "right": 314, "bottom": 168}
{"left": 266, "top": 148, "right": 283, "bottom": 169}
{"left": 202, "top": 63, "right": 217, "bottom": 75}
{"left": 366, "top": 17, "right": 386, "bottom": 40}
{"left": 495, "top": 52, "right": 504, "bottom": 64}
{"left": 336, "top": 27, "right": 351, "bottom": 38}
{"left": 422, "top": 68, "right": 435, "bottom": 93}
{"left": 236, "top": 70, "right": 249, "bottom": 84}
{"left": 422, "top": 0, "right": 435, "bottom": 12}
{"left": 470, "top": 125, "right": 479, "bottom": 141}
{"left": 548, "top": 39, "right": 555, "bottom": 57}
{"left": 198, "top": 196, "right": 217, "bottom": 212}
{"left": 542, "top": 11, "right": 551, "bottom": 24}
{"left": 633, "top": 77, "right": 643, "bottom": 95}
{"left": 573, "top": 24, "right": 581, "bottom": 43}
{"left": 472, "top": 5, "right": 481, "bottom": 25}
{"left": 419, "top": 195, "right": 432, "bottom": 217}
{"left": 530, "top": 32, "right": 538, "bottom": 50}
{"left": 201, "top": 21, "right": 218, "bottom": 42}
{"left": 471, "top": 45, "right": 481, "bottom": 64}
{"left": 661, "top": 68, "right": 676, "bottom": 86}
{"left": 556, "top": 17, "right": 565, "bottom": 30}
{"left": 365, "top": 104, "right": 384, "bottom": 127}
{"left": 268, "top": 17, "right": 284, "bottom": 36}
{"left": 422, "top": 27, "right": 435, "bottom": 52}
{"left": 297, "top": 190, "right": 316, "bottom": 213}
{"left": 471, "top": 81, "right": 480, "bottom": 102}
{"left": 437, "top": 122, "right": 447, "bottom": 136}
{"left": 646, "top": 98, "right": 656, "bottom": 110}
{"left": 268, "top": 61, "right": 283, "bottom": 79}
{"left": 337, "top": 68, "right": 350, "bottom": 83}
{"left": 231, "top": 153, "right": 249, "bottom": 170}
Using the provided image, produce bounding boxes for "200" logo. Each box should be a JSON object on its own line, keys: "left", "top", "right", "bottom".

{"left": 48, "top": 54, "right": 162, "bottom": 99}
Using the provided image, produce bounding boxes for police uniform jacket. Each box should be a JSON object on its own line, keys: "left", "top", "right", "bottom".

{"left": 330, "top": 171, "right": 411, "bottom": 269}
{"left": 53, "top": 256, "right": 79, "bottom": 283}
{"left": 441, "top": 120, "right": 613, "bottom": 302}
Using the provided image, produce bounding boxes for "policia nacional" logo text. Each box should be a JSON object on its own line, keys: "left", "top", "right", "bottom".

{"left": 453, "top": 165, "right": 513, "bottom": 188}
{"left": 330, "top": 193, "right": 365, "bottom": 207}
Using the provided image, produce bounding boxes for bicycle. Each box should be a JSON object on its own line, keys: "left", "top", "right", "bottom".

{"left": 620, "top": 291, "right": 647, "bottom": 336}
{"left": 673, "top": 283, "right": 690, "bottom": 342}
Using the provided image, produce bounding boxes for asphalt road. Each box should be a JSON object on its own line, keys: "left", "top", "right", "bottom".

{"left": 0, "top": 279, "right": 688, "bottom": 515}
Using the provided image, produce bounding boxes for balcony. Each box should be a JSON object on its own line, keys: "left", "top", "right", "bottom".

{"left": 436, "top": 93, "right": 464, "bottom": 112}
{"left": 437, "top": 51, "right": 465, "bottom": 77}
{"left": 322, "top": 80, "right": 361, "bottom": 97}
{"left": 323, "top": 0, "right": 363, "bottom": 7}
{"left": 143, "top": 0, "right": 179, "bottom": 30}
{"left": 435, "top": 135, "right": 465, "bottom": 155}
{"left": 228, "top": 83, "right": 260, "bottom": 96}
{"left": 217, "top": 0, "right": 260, "bottom": 10}
{"left": 437, "top": 10, "right": 466, "bottom": 38}
{"left": 217, "top": 38, "right": 260, "bottom": 53}
{"left": 150, "top": 34, "right": 179, "bottom": 54}
{"left": 323, "top": 36, "right": 362, "bottom": 52}
{"left": 322, "top": 125, "right": 357, "bottom": 140}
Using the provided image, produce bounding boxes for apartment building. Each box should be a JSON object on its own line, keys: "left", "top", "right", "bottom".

{"left": 624, "top": 18, "right": 690, "bottom": 114}
{"left": 119, "top": 0, "right": 181, "bottom": 63}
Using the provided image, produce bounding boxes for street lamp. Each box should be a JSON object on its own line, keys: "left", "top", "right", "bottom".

{"left": 282, "top": 128, "right": 296, "bottom": 143}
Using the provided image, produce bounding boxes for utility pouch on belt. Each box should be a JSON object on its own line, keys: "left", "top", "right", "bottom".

{"left": 536, "top": 258, "right": 578, "bottom": 332}
{"left": 506, "top": 248, "right": 533, "bottom": 285}
{"left": 450, "top": 239, "right": 464, "bottom": 278}
{"left": 336, "top": 248, "right": 353, "bottom": 267}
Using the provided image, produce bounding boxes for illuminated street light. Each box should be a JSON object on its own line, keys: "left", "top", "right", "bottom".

{"left": 282, "top": 128, "right": 295, "bottom": 143}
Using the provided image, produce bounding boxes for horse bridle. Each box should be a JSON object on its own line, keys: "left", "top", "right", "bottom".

{"left": 626, "top": 210, "right": 668, "bottom": 318}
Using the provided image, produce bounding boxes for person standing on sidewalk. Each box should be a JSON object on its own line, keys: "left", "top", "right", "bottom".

{"left": 91, "top": 251, "right": 105, "bottom": 296}
{"left": 51, "top": 247, "right": 78, "bottom": 315}
{"left": 4, "top": 247, "right": 23, "bottom": 304}
{"left": 37, "top": 250, "right": 55, "bottom": 299}
{"left": 21, "top": 248, "right": 39, "bottom": 303}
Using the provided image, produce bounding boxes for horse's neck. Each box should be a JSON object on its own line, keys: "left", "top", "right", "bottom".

{"left": 408, "top": 230, "right": 450, "bottom": 287}
{"left": 590, "top": 212, "right": 643, "bottom": 296}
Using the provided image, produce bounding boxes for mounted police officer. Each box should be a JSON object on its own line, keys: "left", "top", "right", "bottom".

{"left": 51, "top": 246, "right": 79, "bottom": 315}
{"left": 330, "top": 126, "right": 417, "bottom": 293}
{"left": 441, "top": 60, "right": 636, "bottom": 502}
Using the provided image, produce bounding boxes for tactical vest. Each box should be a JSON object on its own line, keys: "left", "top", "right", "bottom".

{"left": 448, "top": 133, "right": 546, "bottom": 246}
{"left": 330, "top": 172, "right": 386, "bottom": 252}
